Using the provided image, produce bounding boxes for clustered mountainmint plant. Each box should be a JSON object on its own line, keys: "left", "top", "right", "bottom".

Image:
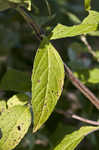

{"left": 0, "top": 0, "right": 99, "bottom": 150}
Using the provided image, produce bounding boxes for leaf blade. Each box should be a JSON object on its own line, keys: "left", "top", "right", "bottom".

{"left": 32, "top": 38, "right": 64, "bottom": 132}
{"left": 0, "top": 105, "right": 31, "bottom": 150}
{"left": 50, "top": 10, "right": 99, "bottom": 40}
{"left": 54, "top": 126, "right": 99, "bottom": 150}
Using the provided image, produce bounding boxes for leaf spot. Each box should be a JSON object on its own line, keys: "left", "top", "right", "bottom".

{"left": 44, "top": 104, "right": 47, "bottom": 107}
{"left": 17, "top": 126, "right": 21, "bottom": 131}
{"left": 37, "top": 80, "right": 40, "bottom": 83}
{"left": 52, "top": 90, "right": 54, "bottom": 93}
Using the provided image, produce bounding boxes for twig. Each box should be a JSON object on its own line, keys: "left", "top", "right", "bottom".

{"left": 72, "top": 114, "right": 99, "bottom": 126}
{"left": 64, "top": 63, "right": 99, "bottom": 110}
{"left": 55, "top": 109, "right": 99, "bottom": 126}
{"left": 81, "top": 35, "right": 99, "bottom": 61}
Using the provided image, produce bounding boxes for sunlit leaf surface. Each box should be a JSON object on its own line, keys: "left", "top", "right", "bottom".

{"left": 50, "top": 11, "right": 99, "bottom": 40}
{"left": 0, "top": 105, "right": 31, "bottom": 150}
{"left": 54, "top": 126, "right": 99, "bottom": 150}
{"left": 32, "top": 38, "right": 64, "bottom": 132}
{"left": 7, "top": 94, "right": 29, "bottom": 108}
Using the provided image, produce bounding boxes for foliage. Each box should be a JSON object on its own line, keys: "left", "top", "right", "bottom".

{"left": 0, "top": 0, "right": 99, "bottom": 150}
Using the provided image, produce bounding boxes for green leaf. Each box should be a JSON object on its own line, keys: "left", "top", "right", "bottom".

{"left": 89, "top": 30, "right": 99, "bottom": 36}
{"left": 85, "top": 0, "right": 91, "bottom": 10}
{"left": 54, "top": 126, "right": 99, "bottom": 150}
{"left": 0, "top": 100, "right": 7, "bottom": 114}
{"left": 0, "top": 69, "right": 31, "bottom": 92}
{"left": 83, "top": 10, "right": 99, "bottom": 24}
{"left": 7, "top": 94, "right": 30, "bottom": 108}
{"left": 0, "top": 0, "right": 31, "bottom": 11}
{"left": 0, "top": 105, "right": 31, "bottom": 150}
{"left": 32, "top": 38, "right": 64, "bottom": 132}
{"left": 50, "top": 10, "right": 99, "bottom": 40}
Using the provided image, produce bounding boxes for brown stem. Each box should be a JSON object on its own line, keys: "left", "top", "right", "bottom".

{"left": 72, "top": 114, "right": 99, "bottom": 126}
{"left": 81, "top": 35, "right": 99, "bottom": 62}
{"left": 56, "top": 109, "right": 99, "bottom": 126}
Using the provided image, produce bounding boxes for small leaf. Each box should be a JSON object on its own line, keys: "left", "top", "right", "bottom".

{"left": 32, "top": 38, "right": 64, "bottom": 132}
{"left": 54, "top": 126, "right": 99, "bottom": 150}
{"left": 0, "top": 69, "right": 31, "bottom": 92}
{"left": 0, "top": 105, "right": 31, "bottom": 150}
{"left": 85, "top": 0, "right": 91, "bottom": 10}
{"left": 50, "top": 10, "right": 99, "bottom": 40}
{"left": 7, "top": 94, "right": 29, "bottom": 108}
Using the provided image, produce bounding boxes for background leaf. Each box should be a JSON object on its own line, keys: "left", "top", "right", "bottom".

{"left": 54, "top": 126, "right": 99, "bottom": 150}
{"left": 0, "top": 68, "right": 31, "bottom": 92}
{"left": 0, "top": 105, "right": 31, "bottom": 150}
{"left": 32, "top": 38, "right": 64, "bottom": 132}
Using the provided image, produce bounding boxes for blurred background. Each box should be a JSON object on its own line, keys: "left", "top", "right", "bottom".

{"left": 0, "top": 0, "right": 99, "bottom": 149}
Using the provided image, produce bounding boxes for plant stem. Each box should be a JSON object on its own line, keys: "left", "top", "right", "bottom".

{"left": 56, "top": 109, "right": 99, "bottom": 126}
{"left": 72, "top": 114, "right": 99, "bottom": 125}
{"left": 81, "top": 35, "right": 99, "bottom": 62}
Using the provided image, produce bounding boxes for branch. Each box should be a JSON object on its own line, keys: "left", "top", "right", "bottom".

{"left": 72, "top": 114, "right": 99, "bottom": 126}
{"left": 81, "top": 35, "right": 99, "bottom": 62}
{"left": 55, "top": 109, "right": 99, "bottom": 126}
